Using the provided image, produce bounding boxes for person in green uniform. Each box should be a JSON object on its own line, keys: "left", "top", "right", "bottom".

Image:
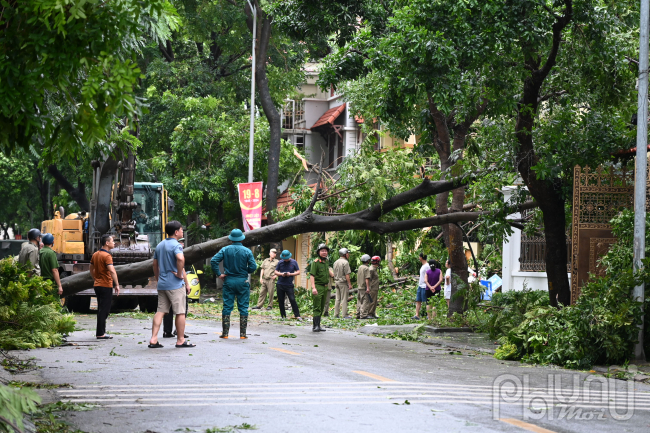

{"left": 39, "top": 233, "right": 63, "bottom": 296}
{"left": 307, "top": 243, "right": 334, "bottom": 332}
{"left": 356, "top": 254, "right": 371, "bottom": 319}
{"left": 210, "top": 229, "right": 257, "bottom": 339}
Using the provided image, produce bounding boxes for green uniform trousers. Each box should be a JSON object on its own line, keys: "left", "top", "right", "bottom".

{"left": 312, "top": 284, "right": 329, "bottom": 317}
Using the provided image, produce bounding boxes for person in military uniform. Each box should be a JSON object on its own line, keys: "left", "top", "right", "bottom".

{"left": 211, "top": 229, "right": 257, "bottom": 339}
{"left": 306, "top": 244, "right": 333, "bottom": 332}
{"left": 39, "top": 233, "right": 63, "bottom": 296}
{"left": 361, "top": 256, "right": 381, "bottom": 319}
{"left": 333, "top": 248, "right": 353, "bottom": 318}
{"left": 356, "top": 254, "right": 371, "bottom": 319}
{"left": 253, "top": 248, "right": 278, "bottom": 310}
{"left": 18, "top": 228, "right": 41, "bottom": 275}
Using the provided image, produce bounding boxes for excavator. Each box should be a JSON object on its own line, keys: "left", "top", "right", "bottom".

{"left": 41, "top": 149, "right": 172, "bottom": 313}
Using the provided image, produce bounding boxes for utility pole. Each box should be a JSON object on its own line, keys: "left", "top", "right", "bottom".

{"left": 633, "top": 0, "right": 648, "bottom": 362}
{"left": 246, "top": 0, "right": 257, "bottom": 183}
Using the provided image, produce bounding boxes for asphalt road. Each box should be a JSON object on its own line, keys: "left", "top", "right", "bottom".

{"left": 17, "top": 315, "right": 650, "bottom": 433}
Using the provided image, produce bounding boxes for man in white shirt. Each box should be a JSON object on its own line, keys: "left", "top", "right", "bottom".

{"left": 444, "top": 259, "right": 452, "bottom": 307}
{"left": 412, "top": 253, "right": 430, "bottom": 320}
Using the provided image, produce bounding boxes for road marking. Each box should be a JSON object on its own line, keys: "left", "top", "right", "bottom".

{"left": 270, "top": 347, "right": 301, "bottom": 355}
{"left": 500, "top": 419, "right": 557, "bottom": 433}
{"left": 353, "top": 371, "right": 395, "bottom": 382}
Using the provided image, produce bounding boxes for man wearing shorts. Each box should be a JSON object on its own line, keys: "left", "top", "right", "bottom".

{"left": 413, "top": 253, "right": 430, "bottom": 320}
{"left": 148, "top": 221, "right": 194, "bottom": 348}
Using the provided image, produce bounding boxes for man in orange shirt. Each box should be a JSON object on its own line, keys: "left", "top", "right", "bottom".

{"left": 90, "top": 234, "right": 121, "bottom": 339}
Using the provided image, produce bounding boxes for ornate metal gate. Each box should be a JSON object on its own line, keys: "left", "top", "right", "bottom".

{"left": 570, "top": 165, "right": 634, "bottom": 304}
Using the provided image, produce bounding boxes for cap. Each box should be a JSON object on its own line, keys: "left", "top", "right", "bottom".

{"left": 270, "top": 248, "right": 277, "bottom": 253}
{"left": 280, "top": 250, "right": 292, "bottom": 259}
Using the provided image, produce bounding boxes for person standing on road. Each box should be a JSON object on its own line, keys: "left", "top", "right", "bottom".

{"left": 444, "top": 259, "right": 452, "bottom": 308}
{"left": 425, "top": 259, "right": 442, "bottom": 319}
{"left": 333, "top": 248, "right": 353, "bottom": 319}
{"left": 361, "top": 256, "right": 381, "bottom": 319}
{"left": 148, "top": 221, "right": 194, "bottom": 349}
{"left": 253, "top": 248, "right": 278, "bottom": 311}
{"left": 274, "top": 250, "right": 302, "bottom": 320}
{"left": 39, "top": 233, "right": 63, "bottom": 297}
{"left": 307, "top": 244, "right": 333, "bottom": 332}
{"left": 412, "top": 253, "right": 430, "bottom": 320}
{"left": 18, "top": 228, "right": 41, "bottom": 275}
{"left": 211, "top": 229, "right": 257, "bottom": 339}
{"left": 89, "top": 234, "right": 121, "bottom": 339}
{"left": 356, "top": 254, "right": 371, "bottom": 319}
{"left": 163, "top": 238, "right": 188, "bottom": 339}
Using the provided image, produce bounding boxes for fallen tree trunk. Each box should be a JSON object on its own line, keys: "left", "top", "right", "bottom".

{"left": 61, "top": 173, "right": 536, "bottom": 296}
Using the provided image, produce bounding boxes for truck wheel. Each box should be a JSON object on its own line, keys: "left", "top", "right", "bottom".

{"left": 138, "top": 296, "right": 159, "bottom": 313}
{"left": 66, "top": 295, "right": 91, "bottom": 314}
{"left": 112, "top": 297, "right": 139, "bottom": 310}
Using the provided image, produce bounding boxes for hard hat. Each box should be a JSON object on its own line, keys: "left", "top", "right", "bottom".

{"left": 27, "top": 228, "right": 42, "bottom": 241}
{"left": 317, "top": 243, "right": 329, "bottom": 253}
{"left": 360, "top": 254, "right": 371, "bottom": 263}
{"left": 280, "top": 250, "right": 292, "bottom": 259}
{"left": 42, "top": 233, "right": 54, "bottom": 245}
{"left": 339, "top": 248, "right": 349, "bottom": 256}
{"left": 371, "top": 256, "right": 381, "bottom": 265}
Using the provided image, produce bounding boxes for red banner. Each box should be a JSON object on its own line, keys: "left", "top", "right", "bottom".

{"left": 237, "top": 182, "right": 263, "bottom": 231}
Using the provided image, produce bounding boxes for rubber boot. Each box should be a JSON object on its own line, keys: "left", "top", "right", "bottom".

{"left": 312, "top": 316, "right": 319, "bottom": 332}
{"left": 240, "top": 316, "right": 248, "bottom": 339}
{"left": 316, "top": 316, "right": 326, "bottom": 332}
{"left": 220, "top": 314, "right": 230, "bottom": 339}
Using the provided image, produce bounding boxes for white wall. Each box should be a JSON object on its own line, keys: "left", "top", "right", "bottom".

{"left": 501, "top": 186, "right": 570, "bottom": 292}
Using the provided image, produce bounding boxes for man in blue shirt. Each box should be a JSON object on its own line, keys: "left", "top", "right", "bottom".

{"left": 274, "top": 250, "right": 302, "bottom": 320}
{"left": 148, "top": 221, "right": 194, "bottom": 349}
{"left": 211, "top": 229, "right": 257, "bottom": 339}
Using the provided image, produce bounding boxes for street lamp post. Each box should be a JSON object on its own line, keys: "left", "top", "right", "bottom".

{"left": 633, "top": 0, "right": 648, "bottom": 362}
{"left": 246, "top": 0, "right": 257, "bottom": 183}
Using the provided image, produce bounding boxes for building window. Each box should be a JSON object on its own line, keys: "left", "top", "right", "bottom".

{"left": 295, "top": 100, "right": 304, "bottom": 125}
{"left": 295, "top": 135, "right": 304, "bottom": 149}
{"left": 282, "top": 100, "right": 294, "bottom": 129}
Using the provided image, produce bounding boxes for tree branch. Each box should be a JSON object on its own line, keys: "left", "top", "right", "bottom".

{"left": 534, "top": 0, "right": 572, "bottom": 82}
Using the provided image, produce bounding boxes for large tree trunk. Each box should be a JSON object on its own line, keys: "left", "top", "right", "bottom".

{"left": 514, "top": 4, "right": 573, "bottom": 307}
{"left": 47, "top": 165, "right": 90, "bottom": 212}
{"left": 62, "top": 174, "right": 523, "bottom": 295}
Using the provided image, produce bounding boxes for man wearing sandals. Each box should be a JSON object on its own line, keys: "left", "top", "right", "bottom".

{"left": 89, "top": 234, "right": 121, "bottom": 340}
{"left": 211, "top": 229, "right": 257, "bottom": 339}
{"left": 148, "top": 221, "right": 194, "bottom": 349}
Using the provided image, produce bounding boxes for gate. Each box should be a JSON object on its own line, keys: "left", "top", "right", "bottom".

{"left": 570, "top": 165, "right": 634, "bottom": 304}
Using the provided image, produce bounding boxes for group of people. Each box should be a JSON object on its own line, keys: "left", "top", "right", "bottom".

{"left": 17, "top": 220, "right": 453, "bottom": 348}
{"left": 414, "top": 253, "right": 452, "bottom": 320}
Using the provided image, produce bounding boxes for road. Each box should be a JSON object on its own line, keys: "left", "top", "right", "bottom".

{"left": 17, "top": 315, "right": 650, "bottom": 433}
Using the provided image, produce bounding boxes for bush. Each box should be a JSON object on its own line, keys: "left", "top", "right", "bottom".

{"left": 0, "top": 259, "right": 76, "bottom": 350}
{"left": 0, "top": 384, "right": 40, "bottom": 432}
{"left": 490, "top": 264, "right": 650, "bottom": 369}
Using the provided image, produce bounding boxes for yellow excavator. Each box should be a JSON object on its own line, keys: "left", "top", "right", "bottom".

{"left": 41, "top": 150, "right": 172, "bottom": 312}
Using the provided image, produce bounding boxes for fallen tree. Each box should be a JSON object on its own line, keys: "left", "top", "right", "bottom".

{"left": 61, "top": 172, "right": 536, "bottom": 301}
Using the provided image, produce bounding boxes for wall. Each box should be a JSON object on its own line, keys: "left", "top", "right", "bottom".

{"left": 501, "top": 186, "right": 570, "bottom": 292}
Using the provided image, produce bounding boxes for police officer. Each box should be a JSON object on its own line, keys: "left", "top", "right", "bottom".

{"left": 211, "top": 229, "right": 257, "bottom": 339}
{"left": 18, "top": 228, "right": 41, "bottom": 274}
{"left": 356, "top": 254, "right": 371, "bottom": 319}
{"left": 307, "top": 244, "right": 333, "bottom": 332}
{"left": 253, "top": 248, "right": 278, "bottom": 310}
{"left": 361, "top": 256, "right": 381, "bottom": 319}
{"left": 333, "top": 248, "right": 353, "bottom": 318}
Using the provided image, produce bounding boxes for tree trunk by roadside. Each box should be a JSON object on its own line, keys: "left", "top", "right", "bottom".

{"left": 47, "top": 165, "right": 90, "bottom": 212}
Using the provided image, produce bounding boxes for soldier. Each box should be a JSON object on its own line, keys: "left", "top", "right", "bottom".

{"left": 356, "top": 254, "right": 371, "bottom": 319}
{"left": 361, "top": 256, "right": 381, "bottom": 319}
{"left": 39, "top": 233, "right": 63, "bottom": 296}
{"left": 306, "top": 243, "right": 333, "bottom": 332}
{"left": 211, "top": 229, "right": 257, "bottom": 339}
{"left": 333, "top": 248, "right": 353, "bottom": 319}
{"left": 253, "top": 248, "right": 278, "bottom": 310}
{"left": 18, "top": 228, "right": 41, "bottom": 275}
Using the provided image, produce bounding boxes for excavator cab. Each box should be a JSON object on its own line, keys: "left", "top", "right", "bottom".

{"left": 132, "top": 182, "right": 168, "bottom": 248}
